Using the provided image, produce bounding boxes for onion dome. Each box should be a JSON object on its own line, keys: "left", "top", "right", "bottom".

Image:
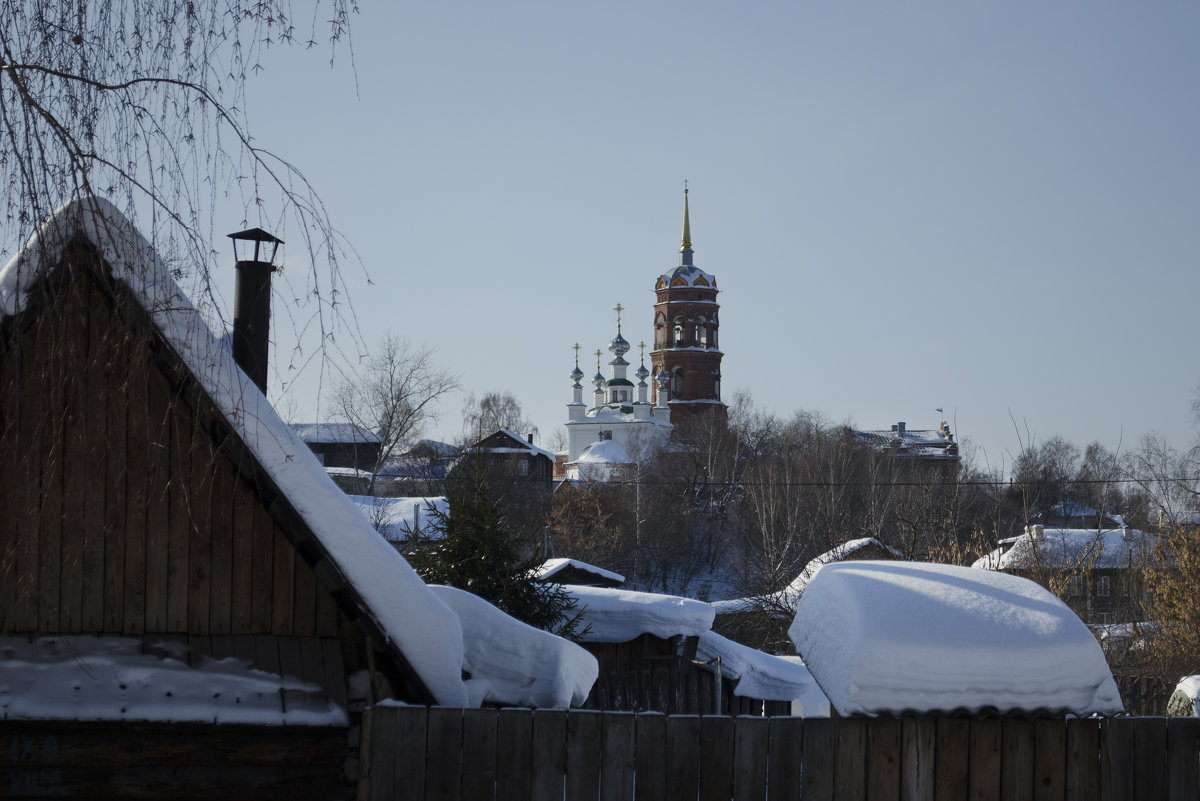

{"left": 609, "top": 332, "right": 631, "bottom": 357}
{"left": 656, "top": 370, "right": 670, "bottom": 389}
{"left": 570, "top": 365, "right": 584, "bottom": 385}
{"left": 593, "top": 370, "right": 605, "bottom": 388}
{"left": 635, "top": 362, "right": 650, "bottom": 383}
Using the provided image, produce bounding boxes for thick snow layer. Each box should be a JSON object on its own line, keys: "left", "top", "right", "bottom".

{"left": 0, "top": 636, "right": 346, "bottom": 725}
{"left": 789, "top": 561, "right": 1123, "bottom": 717}
{"left": 566, "top": 586, "right": 715, "bottom": 643}
{"left": 1, "top": 197, "right": 467, "bottom": 707}
{"left": 348, "top": 495, "right": 447, "bottom": 543}
{"left": 537, "top": 558, "right": 624, "bottom": 585}
{"left": 695, "top": 631, "right": 829, "bottom": 716}
{"left": 577, "top": 439, "right": 632, "bottom": 464}
{"left": 973, "top": 527, "right": 1156, "bottom": 571}
{"left": 429, "top": 586, "right": 598, "bottom": 709}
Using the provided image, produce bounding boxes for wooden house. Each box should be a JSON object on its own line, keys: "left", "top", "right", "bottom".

{"left": 0, "top": 198, "right": 469, "bottom": 798}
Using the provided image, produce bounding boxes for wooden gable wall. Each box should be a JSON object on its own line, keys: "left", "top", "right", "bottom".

{"left": 0, "top": 246, "right": 344, "bottom": 643}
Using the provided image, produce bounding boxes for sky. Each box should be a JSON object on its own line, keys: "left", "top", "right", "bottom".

{"left": 225, "top": 2, "right": 1199, "bottom": 472}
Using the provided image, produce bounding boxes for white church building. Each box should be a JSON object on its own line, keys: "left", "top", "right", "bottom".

{"left": 562, "top": 308, "right": 673, "bottom": 482}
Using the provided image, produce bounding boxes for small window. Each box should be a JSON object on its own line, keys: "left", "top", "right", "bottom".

{"left": 1067, "top": 575, "right": 1082, "bottom": 596}
{"left": 517, "top": 460, "right": 529, "bottom": 476}
{"left": 1096, "top": 575, "right": 1111, "bottom": 597}
{"left": 698, "top": 326, "right": 707, "bottom": 347}
{"left": 674, "top": 323, "right": 684, "bottom": 346}
{"left": 1095, "top": 611, "right": 1113, "bottom": 625}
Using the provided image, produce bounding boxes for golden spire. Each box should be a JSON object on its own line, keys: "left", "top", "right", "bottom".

{"left": 680, "top": 180, "right": 692, "bottom": 251}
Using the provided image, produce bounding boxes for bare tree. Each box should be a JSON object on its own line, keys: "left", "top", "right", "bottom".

{"left": 461, "top": 391, "right": 534, "bottom": 444}
{"left": 333, "top": 335, "right": 460, "bottom": 491}
{"left": 1, "top": 1, "right": 362, "bottom": 366}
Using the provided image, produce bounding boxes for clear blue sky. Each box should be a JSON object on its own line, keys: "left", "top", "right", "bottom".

{"left": 232, "top": 2, "right": 1199, "bottom": 470}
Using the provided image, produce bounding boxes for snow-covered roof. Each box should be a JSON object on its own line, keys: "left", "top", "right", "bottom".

{"left": 658, "top": 264, "right": 718, "bottom": 288}
{"left": 466, "top": 429, "right": 556, "bottom": 461}
{"left": 577, "top": 439, "right": 631, "bottom": 465}
{"left": 288, "top": 422, "right": 381, "bottom": 444}
{"left": 789, "top": 561, "right": 1123, "bottom": 717}
{"left": 348, "top": 495, "right": 448, "bottom": 543}
{"left": 0, "top": 636, "right": 346, "bottom": 725}
{"left": 537, "top": 558, "right": 625, "bottom": 585}
{"left": 972, "top": 526, "right": 1157, "bottom": 571}
{"left": 1, "top": 197, "right": 468, "bottom": 707}
{"left": 695, "top": 631, "right": 829, "bottom": 715}
{"left": 428, "top": 586, "right": 598, "bottom": 709}
{"left": 565, "top": 585, "right": 715, "bottom": 643}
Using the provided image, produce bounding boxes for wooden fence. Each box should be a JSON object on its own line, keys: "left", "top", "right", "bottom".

{"left": 360, "top": 706, "right": 1200, "bottom": 801}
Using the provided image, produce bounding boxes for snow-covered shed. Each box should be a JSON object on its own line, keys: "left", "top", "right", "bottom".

{"left": 536, "top": 557, "right": 625, "bottom": 588}
{"left": 789, "top": 560, "right": 1123, "bottom": 717}
{"left": 0, "top": 198, "right": 470, "bottom": 794}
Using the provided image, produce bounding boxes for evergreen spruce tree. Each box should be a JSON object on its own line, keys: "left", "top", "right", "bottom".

{"left": 407, "top": 461, "right": 578, "bottom": 634}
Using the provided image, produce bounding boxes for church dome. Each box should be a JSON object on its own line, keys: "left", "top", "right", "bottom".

{"left": 570, "top": 365, "right": 584, "bottom": 384}
{"left": 635, "top": 363, "right": 650, "bottom": 382}
{"left": 609, "top": 332, "right": 631, "bottom": 356}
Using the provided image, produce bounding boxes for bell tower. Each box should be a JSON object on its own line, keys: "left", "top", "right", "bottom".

{"left": 650, "top": 186, "right": 726, "bottom": 425}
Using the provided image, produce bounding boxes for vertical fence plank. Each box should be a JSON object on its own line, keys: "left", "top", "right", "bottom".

{"left": 1100, "top": 717, "right": 1133, "bottom": 801}
{"left": 933, "top": 719, "right": 969, "bottom": 801}
{"left": 461, "top": 708, "right": 498, "bottom": 801}
{"left": 733, "top": 716, "right": 768, "bottom": 801}
{"left": 1131, "top": 717, "right": 1166, "bottom": 801}
{"left": 601, "top": 712, "right": 636, "bottom": 801}
{"left": 802, "top": 717, "right": 835, "bottom": 801}
{"left": 532, "top": 709, "right": 568, "bottom": 801}
{"left": 496, "top": 708, "right": 533, "bottom": 801}
{"left": 665, "top": 715, "right": 701, "bottom": 801}
{"left": 1167, "top": 717, "right": 1200, "bottom": 801}
{"left": 1032, "top": 719, "right": 1065, "bottom": 801}
{"left": 834, "top": 718, "right": 867, "bottom": 801}
{"left": 426, "top": 707, "right": 463, "bottom": 801}
{"left": 768, "top": 716, "right": 803, "bottom": 801}
{"left": 566, "top": 710, "right": 602, "bottom": 801}
{"left": 1001, "top": 719, "right": 1034, "bottom": 801}
{"left": 698, "top": 716, "right": 734, "bottom": 801}
{"left": 901, "top": 718, "right": 935, "bottom": 801}
{"left": 868, "top": 718, "right": 901, "bottom": 801}
{"left": 1065, "top": 718, "right": 1099, "bottom": 801}
{"left": 969, "top": 719, "right": 1002, "bottom": 801}
{"left": 635, "top": 713, "right": 667, "bottom": 801}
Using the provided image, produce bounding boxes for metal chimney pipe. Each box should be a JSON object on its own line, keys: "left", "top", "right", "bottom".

{"left": 228, "top": 228, "right": 282, "bottom": 396}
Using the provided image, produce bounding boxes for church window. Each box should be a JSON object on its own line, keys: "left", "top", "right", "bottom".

{"left": 671, "top": 368, "right": 684, "bottom": 400}
{"left": 714, "top": 375, "right": 721, "bottom": 400}
{"left": 698, "top": 326, "right": 707, "bottom": 348}
{"left": 674, "top": 322, "right": 684, "bottom": 346}
{"left": 655, "top": 325, "right": 664, "bottom": 348}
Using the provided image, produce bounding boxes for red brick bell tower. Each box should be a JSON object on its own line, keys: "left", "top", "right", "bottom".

{"left": 650, "top": 186, "right": 727, "bottom": 425}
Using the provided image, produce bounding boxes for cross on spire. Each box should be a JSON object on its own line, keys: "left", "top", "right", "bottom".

{"left": 595, "top": 350, "right": 603, "bottom": 372}
{"left": 613, "top": 302, "right": 624, "bottom": 333}
{"left": 573, "top": 342, "right": 581, "bottom": 366}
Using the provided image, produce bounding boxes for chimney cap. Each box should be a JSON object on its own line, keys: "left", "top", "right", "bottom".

{"left": 228, "top": 227, "right": 283, "bottom": 245}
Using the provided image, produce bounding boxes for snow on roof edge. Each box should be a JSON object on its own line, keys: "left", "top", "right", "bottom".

{"left": 1, "top": 197, "right": 468, "bottom": 707}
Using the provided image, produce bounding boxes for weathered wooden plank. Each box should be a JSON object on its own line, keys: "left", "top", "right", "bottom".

{"left": 1001, "top": 718, "right": 1034, "bottom": 801}
{"left": 733, "top": 715, "right": 768, "bottom": 801}
{"left": 1131, "top": 717, "right": 1166, "bottom": 801}
{"left": 208, "top": 448, "right": 235, "bottom": 635}
{"left": 293, "top": 546, "right": 318, "bottom": 637}
{"left": 187, "top": 424, "right": 215, "bottom": 633}
{"left": 82, "top": 289, "right": 110, "bottom": 633}
{"left": 188, "top": 634, "right": 213, "bottom": 668}
{"left": 101, "top": 317, "right": 131, "bottom": 633}
{"left": 0, "top": 327, "right": 20, "bottom": 631}
{"left": 969, "top": 719, "right": 1002, "bottom": 801}
{"left": 37, "top": 311, "right": 65, "bottom": 634}
{"left": 317, "top": 575, "right": 342, "bottom": 637}
{"left": 57, "top": 289, "right": 87, "bottom": 634}
{"left": 834, "top": 717, "right": 867, "bottom": 800}
{"left": 933, "top": 718, "right": 970, "bottom": 801}
{"left": 566, "top": 709, "right": 602, "bottom": 801}
{"left": 367, "top": 706, "right": 423, "bottom": 801}
{"left": 461, "top": 707, "right": 499, "bottom": 801}
{"left": 496, "top": 708, "right": 534, "bottom": 801}
{"left": 165, "top": 396, "right": 192, "bottom": 631}
{"left": 1065, "top": 717, "right": 1100, "bottom": 801}
{"left": 251, "top": 501, "right": 276, "bottom": 632}
{"left": 1167, "top": 717, "right": 1200, "bottom": 801}
{"left": 233, "top": 633, "right": 258, "bottom": 665}
{"left": 698, "top": 715, "right": 734, "bottom": 801}
{"left": 867, "top": 717, "right": 902, "bottom": 801}
{"left": 255, "top": 633, "right": 282, "bottom": 676}
{"left": 532, "top": 709, "right": 568, "bottom": 801}
{"left": 9, "top": 328, "right": 41, "bottom": 631}
{"left": 272, "top": 527, "right": 296, "bottom": 635}
{"left": 322, "top": 637, "right": 349, "bottom": 710}
{"left": 801, "top": 716, "right": 835, "bottom": 801}
{"left": 600, "top": 712, "right": 635, "bottom": 801}
{"left": 1032, "top": 719, "right": 1066, "bottom": 801}
{"left": 665, "top": 715, "right": 701, "bottom": 801}
{"left": 142, "top": 367, "right": 172, "bottom": 632}
{"left": 901, "top": 718, "right": 935, "bottom": 801}
{"left": 1100, "top": 716, "right": 1133, "bottom": 801}
{"left": 426, "top": 707, "right": 464, "bottom": 801}
{"left": 230, "top": 474, "right": 256, "bottom": 634}
{"left": 122, "top": 337, "right": 149, "bottom": 635}
{"left": 634, "top": 713, "right": 666, "bottom": 801}
{"left": 767, "top": 716, "right": 802, "bottom": 801}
